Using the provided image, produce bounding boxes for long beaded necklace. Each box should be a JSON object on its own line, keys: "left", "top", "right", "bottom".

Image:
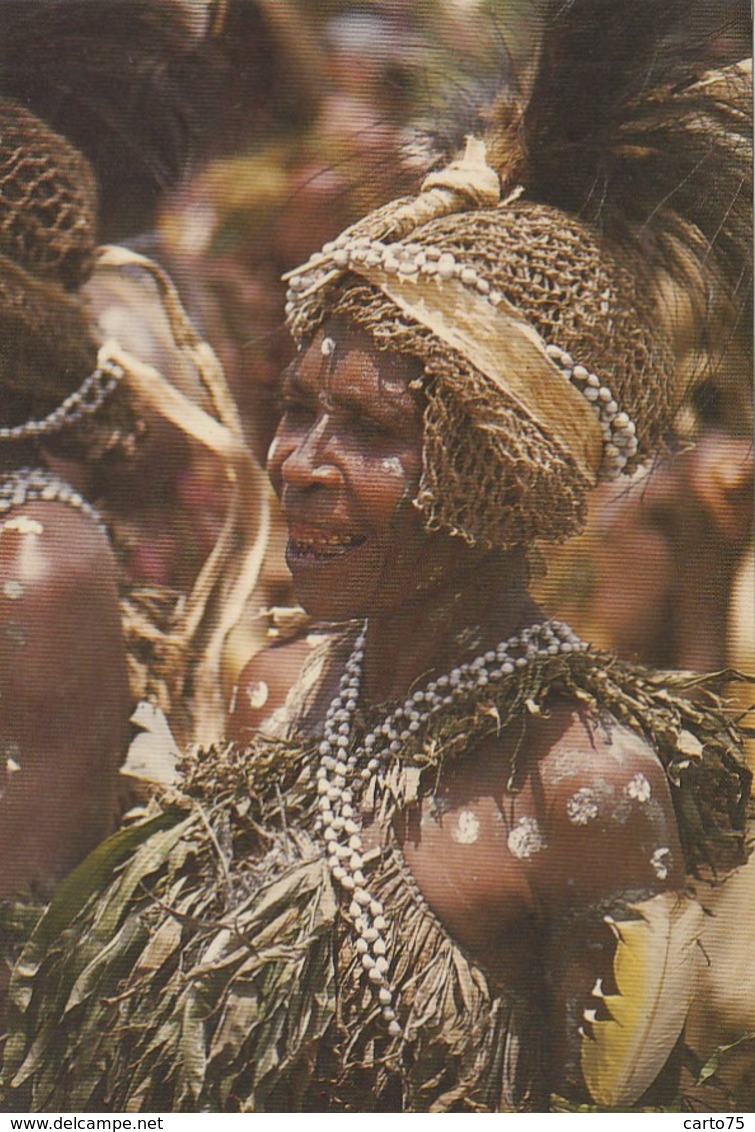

{"left": 314, "top": 617, "right": 587, "bottom": 1036}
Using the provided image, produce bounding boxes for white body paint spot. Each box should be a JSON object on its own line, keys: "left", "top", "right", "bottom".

{"left": 451, "top": 809, "right": 480, "bottom": 845}
{"left": 566, "top": 786, "right": 599, "bottom": 826}
{"left": 507, "top": 816, "right": 546, "bottom": 859}
{"left": 6, "top": 757, "right": 20, "bottom": 775}
{"left": 1, "top": 516, "right": 44, "bottom": 535}
{"left": 625, "top": 772, "right": 651, "bottom": 803}
{"left": 247, "top": 680, "right": 270, "bottom": 710}
{"left": 381, "top": 456, "right": 404, "bottom": 476}
{"left": 651, "top": 846, "right": 672, "bottom": 880}
{"left": 2, "top": 580, "right": 24, "bottom": 600}
{"left": 320, "top": 336, "right": 336, "bottom": 357}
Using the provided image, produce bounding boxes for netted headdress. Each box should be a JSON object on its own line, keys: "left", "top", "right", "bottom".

{"left": 0, "top": 0, "right": 271, "bottom": 744}
{"left": 284, "top": 1, "right": 752, "bottom": 549}
{"left": 0, "top": 0, "right": 233, "bottom": 450}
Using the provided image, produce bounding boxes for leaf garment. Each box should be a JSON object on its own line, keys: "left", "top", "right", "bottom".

{"left": 2, "top": 648, "right": 751, "bottom": 1112}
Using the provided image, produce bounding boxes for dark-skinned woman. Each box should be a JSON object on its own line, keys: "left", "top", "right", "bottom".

{"left": 0, "top": 1, "right": 265, "bottom": 1024}
{"left": 4, "top": 0, "right": 752, "bottom": 1113}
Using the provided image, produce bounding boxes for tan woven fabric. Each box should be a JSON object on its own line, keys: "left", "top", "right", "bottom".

{"left": 284, "top": 39, "right": 751, "bottom": 551}
{"left": 289, "top": 200, "right": 674, "bottom": 548}
{"left": 0, "top": 100, "right": 124, "bottom": 445}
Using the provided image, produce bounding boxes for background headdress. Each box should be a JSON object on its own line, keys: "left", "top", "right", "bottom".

{"left": 0, "top": 0, "right": 270, "bottom": 743}
{"left": 0, "top": 0, "right": 229, "bottom": 441}
{"left": 284, "top": 0, "right": 752, "bottom": 550}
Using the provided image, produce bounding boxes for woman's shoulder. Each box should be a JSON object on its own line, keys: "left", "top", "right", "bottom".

{"left": 1, "top": 496, "right": 121, "bottom": 633}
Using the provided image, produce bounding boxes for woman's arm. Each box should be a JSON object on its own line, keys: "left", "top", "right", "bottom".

{"left": 0, "top": 501, "right": 131, "bottom": 901}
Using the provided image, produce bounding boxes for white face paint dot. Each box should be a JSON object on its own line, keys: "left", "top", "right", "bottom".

{"left": 320, "top": 336, "right": 336, "bottom": 357}
{"left": 625, "top": 773, "right": 652, "bottom": 803}
{"left": 566, "top": 786, "right": 599, "bottom": 826}
{"left": 650, "top": 847, "right": 671, "bottom": 880}
{"left": 451, "top": 809, "right": 480, "bottom": 845}
{"left": 507, "top": 816, "right": 546, "bottom": 859}
{"left": 2, "top": 580, "right": 24, "bottom": 600}
{"left": 247, "top": 680, "right": 269, "bottom": 710}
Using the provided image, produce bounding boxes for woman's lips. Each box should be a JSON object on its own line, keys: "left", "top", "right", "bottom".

{"left": 288, "top": 524, "right": 367, "bottom": 561}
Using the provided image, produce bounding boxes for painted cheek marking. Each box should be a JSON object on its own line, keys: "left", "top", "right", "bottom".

{"left": 566, "top": 786, "right": 599, "bottom": 826}
{"left": 320, "top": 336, "right": 336, "bottom": 357}
{"left": 507, "top": 816, "right": 546, "bottom": 859}
{"left": 451, "top": 809, "right": 480, "bottom": 845}
{"left": 650, "top": 846, "right": 672, "bottom": 880}
{"left": 2, "top": 580, "right": 24, "bottom": 600}
{"left": 624, "top": 773, "right": 652, "bottom": 803}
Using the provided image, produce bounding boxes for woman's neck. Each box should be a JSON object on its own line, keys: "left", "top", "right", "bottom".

{"left": 361, "top": 549, "right": 541, "bottom": 705}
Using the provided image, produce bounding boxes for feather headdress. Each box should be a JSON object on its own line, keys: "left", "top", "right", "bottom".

{"left": 284, "top": 0, "right": 752, "bottom": 549}
{"left": 500, "top": 0, "right": 751, "bottom": 382}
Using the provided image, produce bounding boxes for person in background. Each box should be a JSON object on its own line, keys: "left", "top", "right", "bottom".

{"left": 0, "top": 0, "right": 264, "bottom": 1016}
{"left": 5, "top": 1, "right": 752, "bottom": 1113}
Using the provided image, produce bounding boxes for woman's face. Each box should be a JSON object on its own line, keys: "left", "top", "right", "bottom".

{"left": 267, "top": 321, "right": 473, "bottom": 621}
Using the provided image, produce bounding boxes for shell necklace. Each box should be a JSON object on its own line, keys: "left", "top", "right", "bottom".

{"left": 314, "top": 617, "right": 586, "bottom": 1036}
{"left": 0, "top": 466, "right": 105, "bottom": 530}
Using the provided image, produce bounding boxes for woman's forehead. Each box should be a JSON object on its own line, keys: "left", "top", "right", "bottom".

{"left": 290, "top": 323, "right": 421, "bottom": 402}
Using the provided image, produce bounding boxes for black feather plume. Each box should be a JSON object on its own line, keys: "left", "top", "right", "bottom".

{"left": 424, "top": 0, "right": 751, "bottom": 383}
{"left": 515, "top": 0, "right": 752, "bottom": 376}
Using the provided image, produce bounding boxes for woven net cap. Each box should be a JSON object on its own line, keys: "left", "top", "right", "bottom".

{"left": 0, "top": 99, "right": 102, "bottom": 434}
{"left": 0, "top": 100, "right": 97, "bottom": 286}
{"left": 287, "top": 195, "right": 675, "bottom": 549}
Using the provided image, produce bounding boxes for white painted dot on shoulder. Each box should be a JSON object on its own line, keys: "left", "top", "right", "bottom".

{"left": 650, "top": 846, "right": 671, "bottom": 880}
{"left": 566, "top": 786, "right": 599, "bottom": 826}
{"left": 625, "top": 772, "right": 651, "bottom": 803}
{"left": 247, "top": 680, "right": 270, "bottom": 710}
{"left": 451, "top": 809, "right": 480, "bottom": 845}
{"left": 507, "top": 816, "right": 546, "bottom": 859}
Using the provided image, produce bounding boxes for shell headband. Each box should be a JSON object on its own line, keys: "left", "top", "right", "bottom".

{"left": 284, "top": 138, "right": 638, "bottom": 486}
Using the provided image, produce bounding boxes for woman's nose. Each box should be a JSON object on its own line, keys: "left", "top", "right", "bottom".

{"left": 279, "top": 416, "right": 342, "bottom": 489}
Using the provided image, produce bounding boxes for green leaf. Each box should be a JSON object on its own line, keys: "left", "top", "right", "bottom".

{"left": 91, "top": 816, "right": 196, "bottom": 941}
{"left": 696, "top": 1031, "right": 755, "bottom": 1086}
{"left": 65, "top": 915, "right": 148, "bottom": 1012}
{"left": 19, "top": 812, "right": 182, "bottom": 967}
{"left": 177, "top": 987, "right": 208, "bottom": 1102}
